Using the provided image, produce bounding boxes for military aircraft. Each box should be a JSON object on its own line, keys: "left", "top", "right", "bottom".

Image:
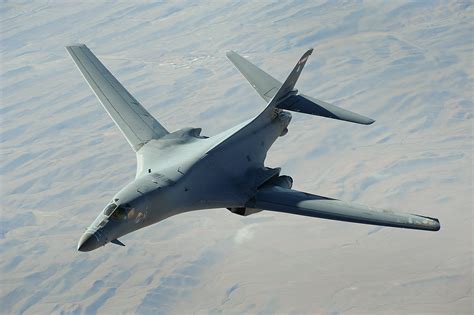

{"left": 66, "top": 44, "right": 440, "bottom": 252}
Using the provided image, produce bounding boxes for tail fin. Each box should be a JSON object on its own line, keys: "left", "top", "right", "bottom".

{"left": 226, "top": 49, "right": 375, "bottom": 125}
{"left": 271, "top": 48, "right": 313, "bottom": 104}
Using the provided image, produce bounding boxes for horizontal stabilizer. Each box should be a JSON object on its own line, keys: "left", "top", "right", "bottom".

{"left": 227, "top": 50, "right": 375, "bottom": 125}
{"left": 278, "top": 94, "right": 375, "bottom": 125}
{"left": 247, "top": 186, "right": 440, "bottom": 231}
{"left": 226, "top": 50, "right": 281, "bottom": 103}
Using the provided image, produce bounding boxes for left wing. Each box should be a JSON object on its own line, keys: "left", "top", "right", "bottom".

{"left": 66, "top": 44, "right": 169, "bottom": 151}
{"left": 247, "top": 186, "right": 440, "bottom": 231}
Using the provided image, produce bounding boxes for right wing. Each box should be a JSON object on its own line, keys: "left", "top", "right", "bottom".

{"left": 66, "top": 44, "right": 168, "bottom": 151}
{"left": 247, "top": 186, "right": 440, "bottom": 231}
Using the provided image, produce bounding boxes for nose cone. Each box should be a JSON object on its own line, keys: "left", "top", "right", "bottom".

{"left": 77, "top": 232, "right": 101, "bottom": 252}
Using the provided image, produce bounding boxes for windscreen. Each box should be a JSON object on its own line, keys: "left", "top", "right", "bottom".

{"left": 103, "top": 203, "right": 117, "bottom": 216}
{"left": 110, "top": 206, "right": 128, "bottom": 221}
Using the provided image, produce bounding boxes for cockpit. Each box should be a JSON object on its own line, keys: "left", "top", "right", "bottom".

{"left": 102, "top": 203, "right": 129, "bottom": 221}
{"left": 103, "top": 203, "right": 117, "bottom": 216}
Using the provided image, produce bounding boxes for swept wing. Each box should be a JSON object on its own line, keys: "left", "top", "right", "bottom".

{"left": 247, "top": 186, "right": 440, "bottom": 231}
{"left": 66, "top": 44, "right": 168, "bottom": 151}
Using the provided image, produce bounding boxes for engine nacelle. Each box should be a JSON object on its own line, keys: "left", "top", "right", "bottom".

{"left": 277, "top": 111, "right": 292, "bottom": 125}
{"left": 227, "top": 207, "right": 262, "bottom": 216}
{"left": 277, "top": 111, "right": 292, "bottom": 137}
{"left": 266, "top": 175, "right": 293, "bottom": 189}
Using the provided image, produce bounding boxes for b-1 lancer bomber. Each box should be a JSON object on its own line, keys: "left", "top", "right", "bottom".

{"left": 66, "top": 45, "right": 440, "bottom": 252}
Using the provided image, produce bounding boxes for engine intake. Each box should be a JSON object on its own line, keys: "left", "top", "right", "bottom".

{"left": 228, "top": 176, "right": 293, "bottom": 217}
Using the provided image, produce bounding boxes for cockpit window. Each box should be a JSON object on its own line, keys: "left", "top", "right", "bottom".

{"left": 110, "top": 205, "right": 128, "bottom": 221}
{"left": 103, "top": 203, "right": 117, "bottom": 216}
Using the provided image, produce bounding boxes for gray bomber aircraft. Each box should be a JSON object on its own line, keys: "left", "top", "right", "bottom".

{"left": 66, "top": 44, "right": 440, "bottom": 252}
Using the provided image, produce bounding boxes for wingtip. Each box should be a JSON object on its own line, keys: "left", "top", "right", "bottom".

{"left": 416, "top": 215, "right": 441, "bottom": 231}
{"left": 350, "top": 116, "right": 375, "bottom": 125}
{"left": 226, "top": 50, "right": 237, "bottom": 58}
{"left": 365, "top": 118, "right": 376, "bottom": 125}
{"left": 355, "top": 114, "right": 375, "bottom": 125}
{"left": 429, "top": 217, "right": 441, "bottom": 231}
{"left": 65, "top": 43, "right": 87, "bottom": 49}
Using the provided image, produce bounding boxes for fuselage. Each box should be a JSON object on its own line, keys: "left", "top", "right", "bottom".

{"left": 77, "top": 109, "right": 291, "bottom": 251}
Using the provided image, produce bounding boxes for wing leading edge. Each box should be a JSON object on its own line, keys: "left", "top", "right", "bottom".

{"left": 247, "top": 186, "right": 440, "bottom": 231}
{"left": 66, "top": 44, "right": 169, "bottom": 151}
